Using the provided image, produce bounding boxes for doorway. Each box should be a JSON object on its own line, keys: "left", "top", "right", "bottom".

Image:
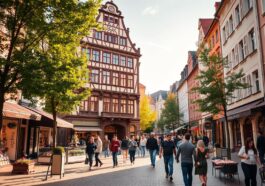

{"left": 243, "top": 118, "right": 253, "bottom": 142}
{"left": 104, "top": 124, "right": 125, "bottom": 141}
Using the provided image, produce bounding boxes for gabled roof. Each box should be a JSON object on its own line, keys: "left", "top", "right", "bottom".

{"left": 150, "top": 90, "right": 168, "bottom": 101}
{"left": 199, "top": 18, "right": 214, "bottom": 35}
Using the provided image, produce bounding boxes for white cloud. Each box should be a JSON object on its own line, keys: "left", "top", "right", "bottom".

{"left": 142, "top": 6, "right": 159, "bottom": 16}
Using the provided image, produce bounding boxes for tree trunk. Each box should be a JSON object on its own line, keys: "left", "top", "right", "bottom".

{"left": 0, "top": 92, "right": 4, "bottom": 140}
{"left": 223, "top": 107, "right": 231, "bottom": 159}
{"left": 51, "top": 97, "right": 57, "bottom": 148}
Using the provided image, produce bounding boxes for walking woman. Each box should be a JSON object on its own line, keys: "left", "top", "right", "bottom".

{"left": 110, "top": 136, "right": 120, "bottom": 168}
{"left": 195, "top": 140, "right": 208, "bottom": 186}
{"left": 86, "top": 136, "right": 97, "bottom": 171}
{"left": 238, "top": 137, "right": 260, "bottom": 186}
{"left": 128, "top": 136, "right": 138, "bottom": 165}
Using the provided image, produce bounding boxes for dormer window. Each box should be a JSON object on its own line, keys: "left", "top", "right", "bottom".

{"left": 120, "top": 37, "right": 127, "bottom": 46}
{"left": 103, "top": 14, "right": 119, "bottom": 25}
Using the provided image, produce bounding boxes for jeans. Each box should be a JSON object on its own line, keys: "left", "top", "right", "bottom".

{"left": 122, "top": 149, "right": 128, "bottom": 162}
{"left": 259, "top": 151, "right": 265, "bottom": 164}
{"left": 149, "top": 149, "right": 157, "bottom": 166}
{"left": 140, "top": 146, "right": 146, "bottom": 157}
{"left": 103, "top": 148, "right": 109, "bottom": 158}
{"left": 129, "top": 150, "right": 136, "bottom": 163}
{"left": 88, "top": 153, "right": 94, "bottom": 167}
{"left": 95, "top": 152, "right": 102, "bottom": 166}
{"left": 163, "top": 155, "right": 173, "bottom": 176}
{"left": 136, "top": 147, "right": 140, "bottom": 157}
{"left": 181, "top": 162, "right": 193, "bottom": 186}
{"left": 241, "top": 162, "right": 257, "bottom": 186}
{"left": 112, "top": 152, "right": 118, "bottom": 166}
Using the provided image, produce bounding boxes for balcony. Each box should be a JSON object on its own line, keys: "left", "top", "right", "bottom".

{"left": 101, "top": 112, "right": 134, "bottom": 119}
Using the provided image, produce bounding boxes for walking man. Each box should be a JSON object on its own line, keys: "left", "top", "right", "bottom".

{"left": 176, "top": 133, "right": 195, "bottom": 186}
{"left": 257, "top": 130, "right": 265, "bottom": 165}
{"left": 159, "top": 134, "right": 177, "bottom": 182}
{"left": 110, "top": 136, "right": 120, "bottom": 168}
{"left": 121, "top": 136, "right": 129, "bottom": 163}
{"left": 146, "top": 132, "right": 159, "bottom": 168}
{"left": 86, "top": 136, "right": 97, "bottom": 171}
{"left": 94, "top": 135, "right": 103, "bottom": 167}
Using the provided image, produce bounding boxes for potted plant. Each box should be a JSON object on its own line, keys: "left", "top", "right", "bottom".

{"left": 51, "top": 146, "right": 65, "bottom": 178}
{"left": 12, "top": 159, "right": 34, "bottom": 174}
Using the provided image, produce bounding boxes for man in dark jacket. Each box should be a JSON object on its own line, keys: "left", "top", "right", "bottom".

{"left": 86, "top": 136, "right": 97, "bottom": 171}
{"left": 121, "top": 136, "right": 129, "bottom": 163}
{"left": 146, "top": 132, "right": 159, "bottom": 168}
{"left": 257, "top": 130, "right": 265, "bottom": 164}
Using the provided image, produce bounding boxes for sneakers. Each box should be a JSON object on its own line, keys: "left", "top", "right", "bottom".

{"left": 169, "top": 176, "right": 173, "bottom": 182}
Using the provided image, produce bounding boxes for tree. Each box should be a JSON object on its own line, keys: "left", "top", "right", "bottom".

{"left": 18, "top": 0, "right": 100, "bottom": 146}
{"left": 193, "top": 48, "right": 248, "bottom": 157}
{"left": 140, "top": 95, "right": 156, "bottom": 131}
{"left": 157, "top": 93, "right": 183, "bottom": 132}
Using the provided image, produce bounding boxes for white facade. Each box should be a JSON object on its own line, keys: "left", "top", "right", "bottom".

{"left": 177, "top": 81, "right": 189, "bottom": 124}
{"left": 155, "top": 94, "right": 165, "bottom": 121}
{"left": 220, "top": 0, "right": 264, "bottom": 111}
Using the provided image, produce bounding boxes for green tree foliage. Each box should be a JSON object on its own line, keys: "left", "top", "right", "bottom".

{"left": 157, "top": 93, "right": 183, "bottom": 131}
{"left": 0, "top": 0, "right": 101, "bottom": 144}
{"left": 193, "top": 48, "right": 248, "bottom": 154}
{"left": 140, "top": 95, "right": 156, "bottom": 131}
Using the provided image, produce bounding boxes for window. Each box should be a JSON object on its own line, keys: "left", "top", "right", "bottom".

{"left": 239, "top": 40, "right": 244, "bottom": 61}
{"left": 92, "top": 50, "right": 100, "bottom": 62}
{"left": 242, "top": 77, "right": 246, "bottom": 98}
{"left": 243, "top": 35, "right": 249, "bottom": 57}
{"left": 112, "top": 98, "right": 119, "bottom": 113}
{"left": 235, "top": 5, "right": 241, "bottom": 27}
{"left": 80, "top": 100, "right": 88, "bottom": 111}
{"left": 112, "top": 54, "right": 119, "bottom": 65}
{"left": 103, "top": 98, "right": 110, "bottom": 112}
{"left": 231, "top": 49, "right": 235, "bottom": 68}
{"left": 247, "top": 75, "right": 252, "bottom": 96}
{"left": 102, "top": 71, "right": 110, "bottom": 84}
{"left": 229, "top": 16, "right": 234, "bottom": 34}
{"left": 242, "top": 0, "right": 253, "bottom": 15}
{"left": 128, "top": 100, "right": 134, "bottom": 114}
{"left": 127, "top": 58, "right": 133, "bottom": 68}
{"left": 120, "top": 37, "right": 127, "bottom": 46}
{"left": 120, "top": 99, "right": 126, "bottom": 113}
{"left": 252, "top": 70, "right": 260, "bottom": 93}
{"left": 82, "top": 48, "right": 90, "bottom": 60}
{"left": 89, "top": 96, "right": 98, "bottom": 112}
{"left": 234, "top": 45, "right": 239, "bottom": 66}
{"left": 103, "top": 52, "right": 111, "bottom": 63}
{"left": 104, "top": 33, "right": 118, "bottom": 44}
{"left": 120, "top": 74, "right": 126, "bottom": 86}
{"left": 94, "top": 31, "right": 102, "bottom": 40}
{"left": 91, "top": 69, "right": 99, "bottom": 83}
{"left": 112, "top": 72, "right": 119, "bottom": 86}
{"left": 225, "top": 22, "right": 229, "bottom": 39}
{"left": 222, "top": 27, "right": 226, "bottom": 42}
{"left": 128, "top": 75, "right": 133, "bottom": 88}
{"left": 120, "top": 56, "right": 126, "bottom": 66}
{"left": 262, "top": 0, "right": 265, "bottom": 14}
{"left": 249, "top": 29, "right": 257, "bottom": 52}
{"left": 103, "top": 15, "right": 108, "bottom": 21}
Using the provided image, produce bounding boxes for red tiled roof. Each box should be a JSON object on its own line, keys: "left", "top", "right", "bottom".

{"left": 199, "top": 18, "right": 214, "bottom": 35}
{"left": 3, "top": 102, "right": 41, "bottom": 120}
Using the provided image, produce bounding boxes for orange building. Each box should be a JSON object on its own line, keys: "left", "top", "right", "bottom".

{"left": 203, "top": 2, "right": 226, "bottom": 147}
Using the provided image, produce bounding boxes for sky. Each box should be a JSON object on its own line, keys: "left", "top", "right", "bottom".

{"left": 103, "top": 0, "right": 217, "bottom": 94}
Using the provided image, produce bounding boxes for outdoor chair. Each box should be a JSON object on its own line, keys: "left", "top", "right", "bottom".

{"left": 220, "top": 163, "right": 240, "bottom": 184}
{"left": 221, "top": 148, "right": 228, "bottom": 159}
{"left": 260, "top": 166, "right": 265, "bottom": 186}
{"left": 212, "top": 148, "right": 223, "bottom": 176}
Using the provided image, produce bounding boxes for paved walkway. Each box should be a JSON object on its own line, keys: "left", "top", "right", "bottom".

{"left": 0, "top": 153, "right": 263, "bottom": 186}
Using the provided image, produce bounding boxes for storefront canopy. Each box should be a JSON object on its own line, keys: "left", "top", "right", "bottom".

{"left": 173, "top": 124, "right": 188, "bottom": 132}
{"left": 3, "top": 102, "right": 41, "bottom": 120}
{"left": 74, "top": 126, "right": 102, "bottom": 132}
{"left": 190, "top": 126, "right": 199, "bottom": 131}
{"left": 25, "top": 107, "right": 73, "bottom": 129}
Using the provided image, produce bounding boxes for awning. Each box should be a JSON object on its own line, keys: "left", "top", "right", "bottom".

{"left": 3, "top": 102, "right": 41, "bottom": 120}
{"left": 25, "top": 107, "right": 73, "bottom": 129}
{"left": 227, "top": 100, "right": 262, "bottom": 120}
{"left": 74, "top": 126, "right": 102, "bottom": 132}
{"left": 174, "top": 125, "right": 188, "bottom": 132}
{"left": 190, "top": 126, "right": 199, "bottom": 131}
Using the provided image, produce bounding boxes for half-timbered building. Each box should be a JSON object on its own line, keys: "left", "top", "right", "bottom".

{"left": 65, "top": 1, "right": 141, "bottom": 141}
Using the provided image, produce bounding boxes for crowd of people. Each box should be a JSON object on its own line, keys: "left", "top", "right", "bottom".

{"left": 85, "top": 131, "right": 265, "bottom": 186}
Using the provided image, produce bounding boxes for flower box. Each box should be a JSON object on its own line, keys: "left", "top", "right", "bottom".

{"left": 12, "top": 160, "right": 34, "bottom": 174}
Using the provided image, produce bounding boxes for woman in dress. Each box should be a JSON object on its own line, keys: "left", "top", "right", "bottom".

{"left": 195, "top": 140, "right": 208, "bottom": 186}
{"left": 238, "top": 137, "right": 260, "bottom": 186}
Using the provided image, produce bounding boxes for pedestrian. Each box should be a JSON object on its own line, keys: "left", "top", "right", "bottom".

{"left": 135, "top": 135, "right": 141, "bottom": 157}
{"left": 238, "top": 137, "right": 261, "bottom": 186}
{"left": 102, "top": 135, "right": 110, "bottom": 158}
{"left": 195, "top": 140, "right": 208, "bottom": 186}
{"left": 110, "top": 136, "right": 120, "bottom": 168}
{"left": 202, "top": 132, "right": 209, "bottom": 148}
{"left": 257, "top": 130, "right": 265, "bottom": 165}
{"left": 159, "top": 134, "right": 177, "bottom": 182}
{"left": 128, "top": 136, "right": 138, "bottom": 165}
{"left": 146, "top": 132, "right": 159, "bottom": 168}
{"left": 86, "top": 136, "right": 97, "bottom": 171}
{"left": 176, "top": 133, "right": 195, "bottom": 186}
{"left": 140, "top": 135, "right": 147, "bottom": 157}
{"left": 121, "top": 136, "right": 129, "bottom": 163}
{"left": 94, "top": 135, "right": 103, "bottom": 167}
